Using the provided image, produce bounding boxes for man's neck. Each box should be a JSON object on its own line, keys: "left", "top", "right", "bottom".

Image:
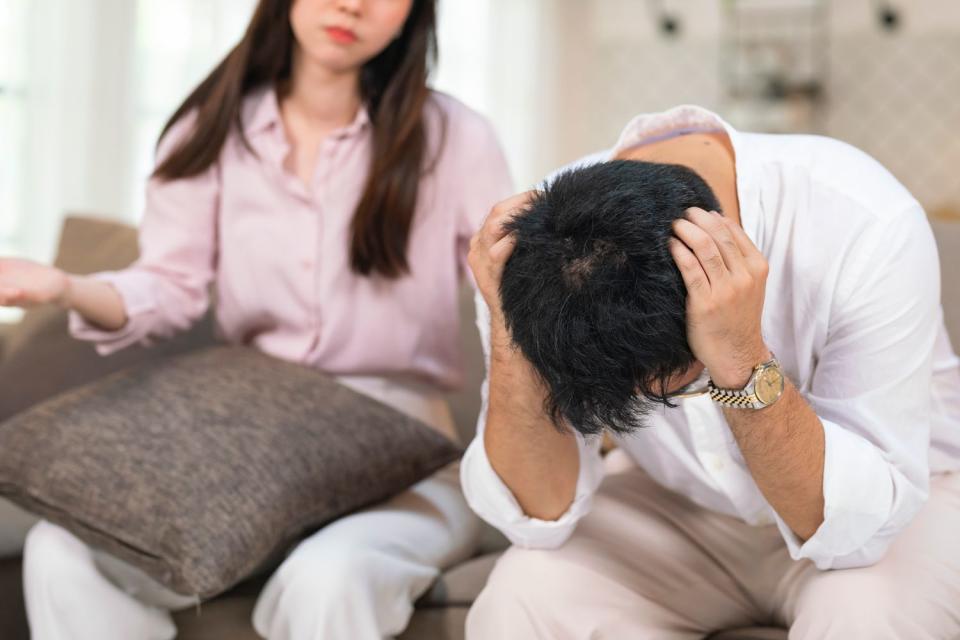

{"left": 613, "top": 132, "right": 741, "bottom": 226}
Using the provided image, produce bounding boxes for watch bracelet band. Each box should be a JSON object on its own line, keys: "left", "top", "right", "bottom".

{"left": 708, "top": 385, "right": 761, "bottom": 408}
{"left": 707, "top": 353, "right": 780, "bottom": 410}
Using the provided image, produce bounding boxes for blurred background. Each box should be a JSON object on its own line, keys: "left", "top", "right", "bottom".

{"left": 1, "top": 0, "right": 958, "bottom": 324}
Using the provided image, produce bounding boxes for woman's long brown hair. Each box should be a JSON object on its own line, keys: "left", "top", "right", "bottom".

{"left": 153, "top": 0, "right": 438, "bottom": 278}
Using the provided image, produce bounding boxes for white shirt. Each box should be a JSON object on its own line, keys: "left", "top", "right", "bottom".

{"left": 460, "top": 105, "right": 960, "bottom": 570}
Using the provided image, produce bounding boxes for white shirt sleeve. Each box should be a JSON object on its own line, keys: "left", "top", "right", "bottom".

{"left": 771, "top": 205, "right": 940, "bottom": 569}
{"left": 459, "top": 290, "right": 605, "bottom": 549}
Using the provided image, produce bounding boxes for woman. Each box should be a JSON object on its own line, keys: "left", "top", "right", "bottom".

{"left": 0, "top": 0, "right": 512, "bottom": 637}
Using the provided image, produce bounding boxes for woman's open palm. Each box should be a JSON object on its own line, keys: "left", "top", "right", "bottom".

{"left": 0, "top": 258, "right": 69, "bottom": 308}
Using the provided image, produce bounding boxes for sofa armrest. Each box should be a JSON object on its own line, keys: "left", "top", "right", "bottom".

{"left": 932, "top": 220, "right": 960, "bottom": 347}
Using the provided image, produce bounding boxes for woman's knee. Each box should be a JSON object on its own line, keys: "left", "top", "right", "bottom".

{"left": 255, "top": 538, "right": 435, "bottom": 639}
{"left": 271, "top": 535, "right": 436, "bottom": 610}
{"left": 23, "top": 521, "right": 91, "bottom": 580}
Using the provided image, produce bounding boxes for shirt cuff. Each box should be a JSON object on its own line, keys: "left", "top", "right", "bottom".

{"left": 460, "top": 429, "right": 604, "bottom": 549}
{"left": 772, "top": 418, "right": 927, "bottom": 570}
{"left": 68, "top": 270, "right": 159, "bottom": 355}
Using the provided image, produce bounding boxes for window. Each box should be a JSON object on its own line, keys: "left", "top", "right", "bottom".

{"left": 130, "top": 0, "right": 257, "bottom": 219}
{"left": 433, "top": 1, "right": 493, "bottom": 114}
{"left": 0, "top": 0, "right": 29, "bottom": 256}
{"left": 0, "top": 0, "right": 29, "bottom": 322}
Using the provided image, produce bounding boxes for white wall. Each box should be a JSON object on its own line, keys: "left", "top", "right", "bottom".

{"left": 529, "top": 0, "right": 960, "bottom": 214}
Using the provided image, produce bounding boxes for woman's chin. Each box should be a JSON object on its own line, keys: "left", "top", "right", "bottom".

{"left": 299, "top": 44, "right": 370, "bottom": 76}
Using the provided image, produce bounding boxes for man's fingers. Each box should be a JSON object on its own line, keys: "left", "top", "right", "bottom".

{"left": 723, "top": 217, "right": 768, "bottom": 275}
{"left": 669, "top": 238, "right": 709, "bottom": 294}
{"left": 489, "top": 233, "right": 517, "bottom": 265}
{"left": 672, "top": 217, "right": 728, "bottom": 285}
{"left": 724, "top": 216, "right": 763, "bottom": 257}
{"left": 685, "top": 208, "right": 746, "bottom": 274}
{"left": 480, "top": 191, "right": 536, "bottom": 247}
{"left": 468, "top": 194, "right": 530, "bottom": 307}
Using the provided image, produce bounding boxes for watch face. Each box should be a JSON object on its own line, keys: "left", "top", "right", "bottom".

{"left": 755, "top": 366, "right": 785, "bottom": 405}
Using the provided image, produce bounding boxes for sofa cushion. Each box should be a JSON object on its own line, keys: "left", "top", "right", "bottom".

{"left": 0, "top": 216, "right": 216, "bottom": 423}
{"left": 174, "top": 596, "right": 263, "bottom": 640}
{"left": 397, "top": 608, "right": 470, "bottom": 640}
{"left": 0, "top": 346, "right": 461, "bottom": 599}
{"left": 707, "top": 630, "right": 788, "bottom": 640}
{"left": 419, "top": 552, "right": 502, "bottom": 607}
{"left": 0, "top": 309, "right": 215, "bottom": 423}
{"left": 0, "top": 557, "right": 27, "bottom": 640}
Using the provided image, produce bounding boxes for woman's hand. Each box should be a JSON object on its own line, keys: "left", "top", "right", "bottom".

{"left": 0, "top": 258, "right": 71, "bottom": 309}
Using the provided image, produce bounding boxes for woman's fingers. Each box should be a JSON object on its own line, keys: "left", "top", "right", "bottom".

{"left": 0, "top": 287, "right": 23, "bottom": 307}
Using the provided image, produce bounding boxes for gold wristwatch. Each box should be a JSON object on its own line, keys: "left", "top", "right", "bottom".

{"left": 707, "top": 355, "right": 785, "bottom": 410}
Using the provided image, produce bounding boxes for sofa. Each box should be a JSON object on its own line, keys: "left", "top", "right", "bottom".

{"left": 0, "top": 214, "right": 956, "bottom": 639}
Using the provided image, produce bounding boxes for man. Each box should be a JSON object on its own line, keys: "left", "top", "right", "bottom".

{"left": 461, "top": 105, "right": 960, "bottom": 638}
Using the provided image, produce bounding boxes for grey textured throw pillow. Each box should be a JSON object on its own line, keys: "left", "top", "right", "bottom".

{"left": 0, "top": 347, "right": 461, "bottom": 599}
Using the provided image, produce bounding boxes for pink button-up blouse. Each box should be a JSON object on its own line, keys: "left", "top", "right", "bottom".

{"left": 71, "top": 88, "right": 513, "bottom": 391}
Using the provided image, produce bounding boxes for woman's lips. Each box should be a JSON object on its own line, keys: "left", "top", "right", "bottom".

{"left": 325, "top": 26, "right": 357, "bottom": 44}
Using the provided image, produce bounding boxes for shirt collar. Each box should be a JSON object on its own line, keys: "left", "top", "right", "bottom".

{"left": 610, "top": 104, "right": 763, "bottom": 251}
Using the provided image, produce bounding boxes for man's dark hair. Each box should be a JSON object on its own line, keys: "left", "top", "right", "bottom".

{"left": 500, "top": 160, "right": 721, "bottom": 436}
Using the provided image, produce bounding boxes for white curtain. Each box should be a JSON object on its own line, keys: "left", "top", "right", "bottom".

{"left": 0, "top": 0, "right": 29, "bottom": 257}
{"left": 129, "top": 0, "right": 260, "bottom": 220}
{"left": 0, "top": 0, "right": 256, "bottom": 269}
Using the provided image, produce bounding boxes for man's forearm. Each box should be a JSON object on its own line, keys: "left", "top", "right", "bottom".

{"left": 722, "top": 377, "right": 825, "bottom": 540}
{"left": 668, "top": 207, "right": 826, "bottom": 541}
{"left": 484, "top": 321, "right": 580, "bottom": 521}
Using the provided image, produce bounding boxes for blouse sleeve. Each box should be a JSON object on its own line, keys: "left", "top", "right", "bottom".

{"left": 453, "top": 111, "right": 514, "bottom": 283}
{"left": 70, "top": 114, "right": 220, "bottom": 355}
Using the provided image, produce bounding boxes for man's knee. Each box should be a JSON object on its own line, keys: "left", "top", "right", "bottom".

{"left": 790, "top": 570, "right": 939, "bottom": 640}
{"left": 467, "top": 547, "right": 575, "bottom": 638}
